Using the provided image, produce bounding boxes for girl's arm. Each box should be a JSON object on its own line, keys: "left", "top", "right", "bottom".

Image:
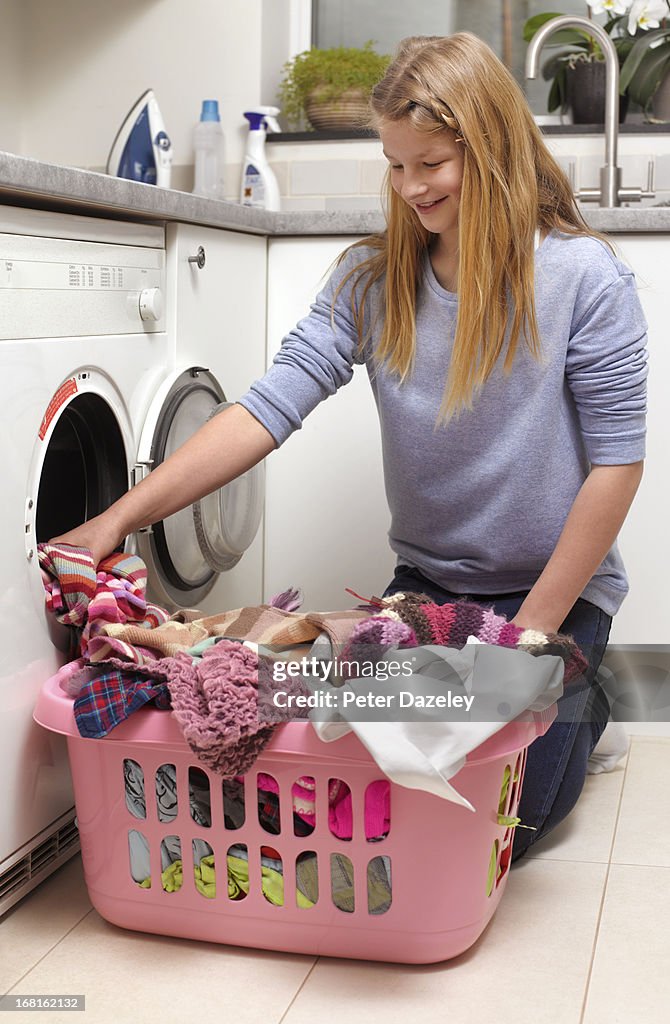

{"left": 511, "top": 460, "right": 644, "bottom": 633}
{"left": 51, "top": 403, "right": 276, "bottom": 567}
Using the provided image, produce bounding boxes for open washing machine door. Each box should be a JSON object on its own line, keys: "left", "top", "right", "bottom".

{"left": 134, "top": 366, "right": 264, "bottom": 609}
{"left": 25, "top": 368, "right": 136, "bottom": 651}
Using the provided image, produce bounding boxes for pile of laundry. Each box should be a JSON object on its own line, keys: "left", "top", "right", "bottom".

{"left": 125, "top": 763, "right": 392, "bottom": 912}
{"left": 38, "top": 542, "right": 585, "bottom": 807}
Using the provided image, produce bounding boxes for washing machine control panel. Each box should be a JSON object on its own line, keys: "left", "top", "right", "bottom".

{"left": 138, "top": 287, "right": 163, "bottom": 322}
{"left": 0, "top": 232, "right": 166, "bottom": 339}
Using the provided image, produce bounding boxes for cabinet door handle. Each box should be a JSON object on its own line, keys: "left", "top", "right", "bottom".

{"left": 188, "top": 246, "right": 206, "bottom": 269}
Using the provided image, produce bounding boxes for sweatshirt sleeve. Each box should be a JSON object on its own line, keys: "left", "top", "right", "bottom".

{"left": 565, "top": 269, "right": 648, "bottom": 465}
{"left": 237, "top": 249, "right": 371, "bottom": 446}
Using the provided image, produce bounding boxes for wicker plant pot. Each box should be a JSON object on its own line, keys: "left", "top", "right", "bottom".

{"left": 305, "top": 89, "right": 370, "bottom": 131}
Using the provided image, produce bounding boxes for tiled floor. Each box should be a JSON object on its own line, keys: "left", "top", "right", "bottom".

{"left": 2, "top": 735, "right": 668, "bottom": 1024}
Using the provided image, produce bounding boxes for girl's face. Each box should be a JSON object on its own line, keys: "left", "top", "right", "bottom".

{"left": 380, "top": 119, "right": 464, "bottom": 240}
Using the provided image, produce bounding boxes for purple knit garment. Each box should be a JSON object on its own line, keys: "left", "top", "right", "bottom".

{"left": 387, "top": 593, "right": 435, "bottom": 644}
{"left": 341, "top": 616, "right": 417, "bottom": 680}
{"left": 348, "top": 616, "right": 416, "bottom": 648}
{"left": 446, "top": 601, "right": 487, "bottom": 648}
{"left": 478, "top": 605, "right": 507, "bottom": 645}
{"left": 165, "top": 640, "right": 275, "bottom": 777}
{"left": 369, "top": 593, "right": 586, "bottom": 680}
{"left": 268, "top": 587, "right": 303, "bottom": 611}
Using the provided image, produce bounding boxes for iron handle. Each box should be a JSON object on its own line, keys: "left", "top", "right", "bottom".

{"left": 188, "top": 246, "right": 206, "bottom": 269}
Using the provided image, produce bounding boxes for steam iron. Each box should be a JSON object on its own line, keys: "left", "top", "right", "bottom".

{"left": 106, "top": 89, "right": 173, "bottom": 187}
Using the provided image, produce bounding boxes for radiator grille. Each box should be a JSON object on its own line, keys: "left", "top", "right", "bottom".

{"left": 0, "top": 812, "right": 80, "bottom": 917}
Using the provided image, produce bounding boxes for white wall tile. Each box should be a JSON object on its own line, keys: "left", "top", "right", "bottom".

{"left": 280, "top": 196, "right": 327, "bottom": 211}
{"left": 578, "top": 154, "right": 603, "bottom": 192}
{"left": 325, "top": 195, "right": 382, "bottom": 211}
{"left": 290, "top": 159, "right": 360, "bottom": 196}
{"left": 359, "top": 160, "right": 387, "bottom": 194}
{"left": 620, "top": 153, "right": 654, "bottom": 191}
{"left": 266, "top": 159, "right": 289, "bottom": 197}
{"left": 653, "top": 152, "right": 670, "bottom": 190}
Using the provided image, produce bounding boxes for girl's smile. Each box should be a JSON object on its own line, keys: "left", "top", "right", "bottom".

{"left": 414, "top": 196, "right": 447, "bottom": 212}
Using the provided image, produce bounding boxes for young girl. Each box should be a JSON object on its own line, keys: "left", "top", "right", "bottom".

{"left": 53, "top": 33, "right": 647, "bottom": 859}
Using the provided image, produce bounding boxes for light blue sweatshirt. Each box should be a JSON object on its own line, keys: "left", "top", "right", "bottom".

{"left": 239, "top": 230, "right": 648, "bottom": 615}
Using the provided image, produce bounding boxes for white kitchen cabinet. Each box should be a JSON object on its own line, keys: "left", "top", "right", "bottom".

{"left": 263, "top": 236, "right": 394, "bottom": 610}
{"left": 166, "top": 223, "right": 268, "bottom": 612}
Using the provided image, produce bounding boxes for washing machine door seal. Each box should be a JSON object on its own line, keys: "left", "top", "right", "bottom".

{"left": 134, "top": 365, "right": 264, "bottom": 609}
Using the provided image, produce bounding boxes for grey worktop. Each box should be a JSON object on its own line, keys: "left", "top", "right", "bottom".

{"left": 2, "top": 150, "right": 670, "bottom": 235}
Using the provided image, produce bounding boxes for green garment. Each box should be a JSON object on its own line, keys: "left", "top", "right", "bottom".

{"left": 140, "top": 854, "right": 315, "bottom": 907}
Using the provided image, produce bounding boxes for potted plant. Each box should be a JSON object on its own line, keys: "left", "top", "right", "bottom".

{"left": 523, "top": 1, "right": 670, "bottom": 123}
{"left": 619, "top": 1, "right": 670, "bottom": 119}
{"left": 278, "top": 41, "right": 390, "bottom": 132}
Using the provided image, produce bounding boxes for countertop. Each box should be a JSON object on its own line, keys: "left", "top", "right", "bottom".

{"left": 2, "top": 150, "right": 670, "bottom": 235}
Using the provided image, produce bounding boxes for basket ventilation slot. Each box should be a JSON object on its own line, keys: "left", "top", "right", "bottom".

{"left": 125, "top": 761, "right": 393, "bottom": 915}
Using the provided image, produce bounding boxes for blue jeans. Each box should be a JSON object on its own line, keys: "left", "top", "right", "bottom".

{"left": 383, "top": 565, "right": 613, "bottom": 861}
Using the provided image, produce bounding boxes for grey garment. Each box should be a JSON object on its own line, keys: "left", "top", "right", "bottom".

{"left": 238, "top": 231, "right": 648, "bottom": 616}
{"left": 127, "top": 831, "right": 213, "bottom": 883}
{"left": 124, "top": 760, "right": 146, "bottom": 819}
{"left": 222, "top": 778, "right": 246, "bottom": 830}
{"left": 308, "top": 641, "right": 565, "bottom": 810}
{"left": 125, "top": 763, "right": 213, "bottom": 883}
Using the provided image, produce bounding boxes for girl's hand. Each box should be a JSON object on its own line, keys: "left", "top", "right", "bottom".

{"left": 50, "top": 512, "right": 126, "bottom": 569}
{"left": 510, "top": 612, "right": 560, "bottom": 634}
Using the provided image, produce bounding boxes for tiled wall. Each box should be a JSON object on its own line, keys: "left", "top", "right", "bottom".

{"left": 262, "top": 133, "right": 670, "bottom": 211}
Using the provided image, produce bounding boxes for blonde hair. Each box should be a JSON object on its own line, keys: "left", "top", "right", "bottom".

{"left": 335, "top": 33, "right": 608, "bottom": 421}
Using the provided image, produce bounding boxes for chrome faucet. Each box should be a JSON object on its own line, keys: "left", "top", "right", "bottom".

{"left": 525, "top": 14, "right": 654, "bottom": 208}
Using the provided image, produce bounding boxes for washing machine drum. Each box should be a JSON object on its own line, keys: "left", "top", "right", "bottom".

{"left": 141, "top": 367, "right": 264, "bottom": 609}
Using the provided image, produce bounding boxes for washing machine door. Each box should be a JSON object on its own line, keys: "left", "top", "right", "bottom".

{"left": 134, "top": 366, "right": 264, "bottom": 609}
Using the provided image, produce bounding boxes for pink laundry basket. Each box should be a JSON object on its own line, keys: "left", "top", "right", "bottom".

{"left": 34, "top": 673, "right": 555, "bottom": 964}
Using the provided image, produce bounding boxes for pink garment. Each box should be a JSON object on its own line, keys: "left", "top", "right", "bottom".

{"left": 39, "top": 544, "right": 170, "bottom": 658}
{"left": 166, "top": 641, "right": 270, "bottom": 776}
{"left": 164, "top": 640, "right": 308, "bottom": 777}
{"left": 80, "top": 569, "right": 168, "bottom": 657}
{"left": 257, "top": 772, "right": 390, "bottom": 841}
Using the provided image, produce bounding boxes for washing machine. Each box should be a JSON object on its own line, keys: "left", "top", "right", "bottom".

{"left": 0, "top": 206, "right": 266, "bottom": 913}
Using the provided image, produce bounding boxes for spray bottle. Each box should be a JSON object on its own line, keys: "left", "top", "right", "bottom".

{"left": 240, "top": 106, "right": 281, "bottom": 211}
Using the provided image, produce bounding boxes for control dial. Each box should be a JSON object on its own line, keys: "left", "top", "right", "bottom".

{"left": 139, "top": 287, "right": 163, "bottom": 322}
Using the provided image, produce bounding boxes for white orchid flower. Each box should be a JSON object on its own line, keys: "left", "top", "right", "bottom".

{"left": 587, "top": 0, "right": 633, "bottom": 15}
{"left": 627, "top": 0, "right": 669, "bottom": 32}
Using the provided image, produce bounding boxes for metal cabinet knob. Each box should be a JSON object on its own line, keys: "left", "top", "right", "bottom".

{"left": 188, "top": 246, "right": 206, "bottom": 269}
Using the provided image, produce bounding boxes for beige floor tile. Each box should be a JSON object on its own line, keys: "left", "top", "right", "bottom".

{"left": 7, "top": 905, "right": 316, "bottom": 1024}
{"left": 526, "top": 761, "right": 626, "bottom": 863}
{"left": 280, "top": 859, "right": 607, "bottom": 1024}
{"left": 0, "top": 855, "right": 92, "bottom": 992}
{"left": 583, "top": 863, "right": 670, "bottom": 1024}
{"left": 611, "top": 737, "right": 670, "bottom": 866}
